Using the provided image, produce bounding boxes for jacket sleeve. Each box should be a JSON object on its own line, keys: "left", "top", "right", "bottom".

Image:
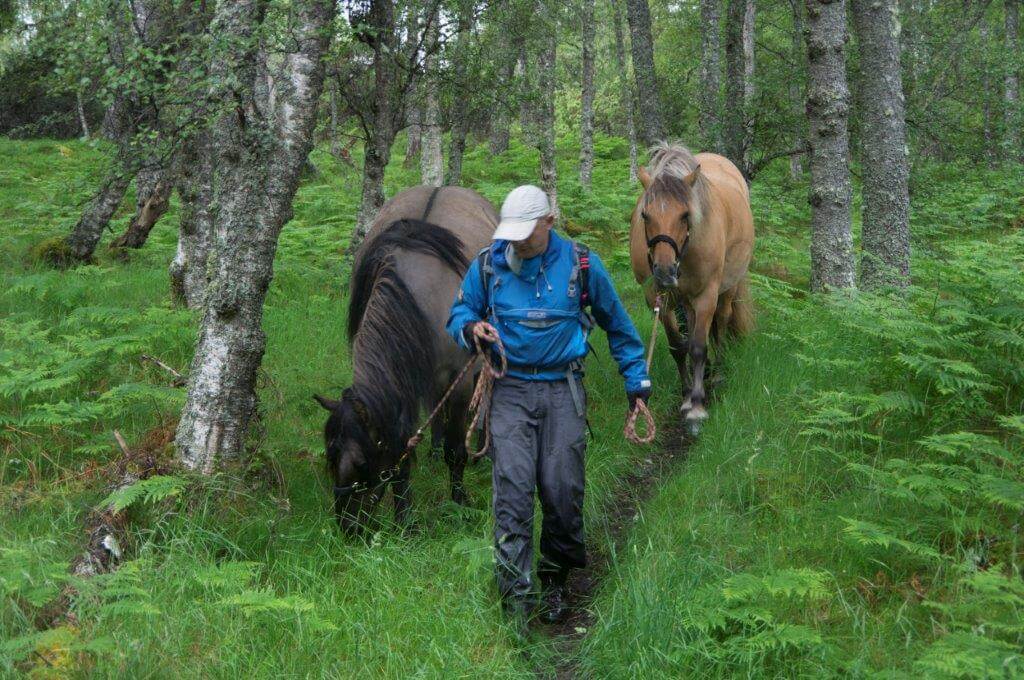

{"left": 586, "top": 250, "right": 652, "bottom": 394}
{"left": 446, "top": 257, "right": 487, "bottom": 350}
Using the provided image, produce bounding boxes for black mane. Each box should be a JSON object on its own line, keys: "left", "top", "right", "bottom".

{"left": 348, "top": 219, "right": 469, "bottom": 342}
{"left": 344, "top": 219, "right": 468, "bottom": 457}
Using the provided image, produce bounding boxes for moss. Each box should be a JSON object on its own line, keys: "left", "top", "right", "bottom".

{"left": 29, "top": 236, "right": 82, "bottom": 268}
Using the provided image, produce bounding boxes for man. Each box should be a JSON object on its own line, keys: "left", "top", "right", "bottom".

{"left": 446, "top": 185, "right": 652, "bottom": 625}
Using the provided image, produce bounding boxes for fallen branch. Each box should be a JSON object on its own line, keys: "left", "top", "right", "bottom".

{"left": 140, "top": 354, "right": 187, "bottom": 387}
{"left": 35, "top": 429, "right": 173, "bottom": 628}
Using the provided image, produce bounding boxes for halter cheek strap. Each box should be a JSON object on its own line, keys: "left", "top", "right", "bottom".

{"left": 646, "top": 233, "right": 691, "bottom": 272}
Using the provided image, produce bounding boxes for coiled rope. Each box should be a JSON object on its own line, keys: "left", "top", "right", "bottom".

{"left": 623, "top": 293, "right": 662, "bottom": 445}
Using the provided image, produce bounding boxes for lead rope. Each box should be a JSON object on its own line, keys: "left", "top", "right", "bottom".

{"left": 624, "top": 293, "right": 662, "bottom": 445}
{"left": 403, "top": 334, "right": 507, "bottom": 463}
{"left": 467, "top": 335, "right": 507, "bottom": 461}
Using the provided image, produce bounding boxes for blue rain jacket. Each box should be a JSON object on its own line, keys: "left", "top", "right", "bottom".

{"left": 446, "top": 231, "right": 651, "bottom": 394}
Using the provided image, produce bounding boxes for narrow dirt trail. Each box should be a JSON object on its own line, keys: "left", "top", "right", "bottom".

{"left": 542, "top": 420, "right": 691, "bottom": 679}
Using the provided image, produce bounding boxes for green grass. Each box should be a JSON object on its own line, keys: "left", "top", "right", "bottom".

{"left": 1, "top": 135, "right": 1022, "bottom": 678}
{"left": 0, "top": 133, "right": 676, "bottom": 677}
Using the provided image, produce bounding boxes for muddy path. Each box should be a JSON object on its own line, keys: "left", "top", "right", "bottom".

{"left": 541, "top": 419, "right": 691, "bottom": 679}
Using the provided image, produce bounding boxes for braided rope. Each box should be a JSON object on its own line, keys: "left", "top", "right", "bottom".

{"left": 467, "top": 334, "right": 507, "bottom": 461}
{"left": 624, "top": 293, "right": 662, "bottom": 445}
{"left": 403, "top": 333, "right": 507, "bottom": 464}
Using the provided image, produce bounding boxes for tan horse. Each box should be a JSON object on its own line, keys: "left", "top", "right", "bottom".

{"left": 630, "top": 143, "right": 755, "bottom": 433}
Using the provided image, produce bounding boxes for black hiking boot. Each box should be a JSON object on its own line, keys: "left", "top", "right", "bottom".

{"left": 538, "top": 567, "right": 570, "bottom": 625}
{"left": 501, "top": 596, "right": 533, "bottom": 638}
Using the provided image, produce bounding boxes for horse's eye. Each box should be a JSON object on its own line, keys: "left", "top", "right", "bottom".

{"left": 641, "top": 211, "right": 649, "bottom": 221}
{"left": 681, "top": 212, "right": 689, "bottom": 223}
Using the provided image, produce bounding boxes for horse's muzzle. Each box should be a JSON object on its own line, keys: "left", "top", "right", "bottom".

{"left": 652, "top": 262, "right": 679, "bottom": 289}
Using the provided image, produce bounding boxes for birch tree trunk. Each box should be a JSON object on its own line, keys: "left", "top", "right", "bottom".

{"left": 517, "top": 44, "right": 534, "bottom": 142}
{"left": 852, "top": 0, "right": 911, "bottom": 288}
{"left": 538, "top": 21, "right": 560, "bottom": 219}
{"left": 611, "top": 0, "right": 639, "bottom": 182}
{"left": 579, "top": 0, "right": 596, "bottom": 189}
{"left": 625, "top": 0, "right": 665, "bottom": 145}
{"left": 789, "top": 0, "right": 805, "bottom": 178}
{"left": 77, "top": 91, "right": 90, "bottom": 140}
{"left": 805, "top": 0, "right": 855, "bottom": 291}
{"left": 980, "top": 17, "right": 998, "bottom": 167}
{"left": 446, "top": 0, "right": 474, "bottom": 186}
{"left": 1005, "top": 0, "right": 1021, "bottom": 161}
{"left": 489, "top": 32, "right": 516, "bottom": 155}
{"left": 353, "top": 0, "right": 399, "bottom": 246}
{"left": 170, "top": 130, "right": 214, "bottom": 309}
{"left": 110, "top": 163, "right": 173, "bottom": 249}
{"left": 63, "top": 0, "right": 173, "bottom": 262}
{"left": 420, "top": 9, "right": 443, "bottom": 187}
{"left": 404, "top": 105, "right": 422, "bottom": 168}
{"left": 725, "top": 0, "right": 755, "bottom": 176}
{"left": 742, "top": 0, "right": 755, "bottom": 172}
{"left": 175, "top": 0, "right": 333, "bottom": 471}
{"left": 699, "top": 0, "right": 722, "bottom": 153}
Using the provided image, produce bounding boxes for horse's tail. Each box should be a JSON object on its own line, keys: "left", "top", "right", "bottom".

{"left": 729, "top": 275, "right": 756, "bottom": 337}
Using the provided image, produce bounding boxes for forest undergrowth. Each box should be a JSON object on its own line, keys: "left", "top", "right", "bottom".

{"left": 1, "top": 136, "right": 1022, "bottom": 678}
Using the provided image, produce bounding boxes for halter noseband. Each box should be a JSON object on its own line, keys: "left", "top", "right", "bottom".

{"left": 646, "top": 232, "right": 690, "bottom": 271}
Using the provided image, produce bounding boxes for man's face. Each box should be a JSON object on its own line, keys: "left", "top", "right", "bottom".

{"left": 511, "top": 215, "right": 554, "bottom": 259}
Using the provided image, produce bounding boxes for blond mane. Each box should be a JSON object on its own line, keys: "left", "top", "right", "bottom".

{"left": 641, "top": 141, "right": 711, "bottom": 227}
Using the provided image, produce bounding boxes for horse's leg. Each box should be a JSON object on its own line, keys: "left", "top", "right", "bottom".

{"left": 430, "top": 418, "right": 445, "bottom": 459}
{"left": 393, "top": 457, "right": 413, "bottom": 528}
{"left": 443, "top": 398, "right": 470, "bottom": 505}
{"left": 660, "top": 307, "right": 690, "bottom": 407}
{"left": 712, "top": 287, "right": 736, "bottom": 347}
{"left": 684, "top": 288, "right": 719, "bottom": 434}
{"left": 646, "top": 287, "right": 689, "bottom": 401}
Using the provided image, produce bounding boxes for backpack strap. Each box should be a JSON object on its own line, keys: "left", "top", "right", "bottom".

{"left": 476, "top": 246, "right": 493, "bottom": 315}
{"left": 577, "top": 243, "right": 591, "bottom": 308}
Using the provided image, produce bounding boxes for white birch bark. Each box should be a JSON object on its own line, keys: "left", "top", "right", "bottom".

{"left": 175, "top": 0, "right": 334, "bottom": 471}
{"left": 420, "top": 8, "right": 443, "bottom": 187}
{"left": 805, "top": 0, "right": 855, "bottom": 290}
{"left": 538, "top": 17, "right": 560, "bottom": 219}
{"left": 611, "top": 0, "right": 639, "bottom": 182}
{"left": 852, "top": 0, "right": 911, "bottom": 288}
{"left": 699, "top": 0, "right": 722, "bottom": 153}
{"left": 579, "top": 0, "right": 596, "bottom": 189}
{"left": 625, "top": 0, "right": 665, "bottom": 145}
{"left": 1005, "top": 0, "right": 1021, "bottom": 161}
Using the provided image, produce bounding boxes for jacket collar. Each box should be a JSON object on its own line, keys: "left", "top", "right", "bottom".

{"left": 492, "top": 231, "right": 565, "bottom": 275}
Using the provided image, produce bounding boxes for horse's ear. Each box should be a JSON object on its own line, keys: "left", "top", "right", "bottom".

{"left": 350, "top": 397, "right": 371, "bottom": 428}
{"left": 314, "top": 394, "right": 341, "bottom": 411}
{"left": 684, "top": 164, "right": 702, "bottom": 187}
{"left": 637, "top": 166, "right": 652, "bottom": 189}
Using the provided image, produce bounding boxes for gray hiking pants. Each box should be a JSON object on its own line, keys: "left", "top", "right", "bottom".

{"left": 489, "top": 376, "right": 587, "bottom": 601}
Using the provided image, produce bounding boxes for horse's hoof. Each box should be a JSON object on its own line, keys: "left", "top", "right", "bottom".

{"left": 451, "top": 488, "right": 470, "bottom": 506}
{"left": 684, "top": 406, "right": 707, "bottom": 436}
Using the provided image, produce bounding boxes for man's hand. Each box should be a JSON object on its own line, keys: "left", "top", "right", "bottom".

{"left": 464, "top": 321, "right": 500, "bottom": 352}
{"left": 628, "top": 387, "right": 652, "bottom": 412}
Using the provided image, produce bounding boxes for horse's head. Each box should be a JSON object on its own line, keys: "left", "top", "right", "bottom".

{"left": 638, "top": 164, "right": 703, "bottom": 290}
{"left": 315, "top": 390, "right": 387, "bottom": 534}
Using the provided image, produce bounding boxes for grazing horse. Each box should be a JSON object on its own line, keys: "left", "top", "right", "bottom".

{"left": 630, "top": 142, "right": 755, "bottom": 433}
{"left": 316, "top": 186, "right": 497, "bottom": 532}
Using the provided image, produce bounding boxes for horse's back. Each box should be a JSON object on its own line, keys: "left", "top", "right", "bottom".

{"left": 364, "top": 186, "right": 497, "bottom": 260}
{"left": 357, "top": 186, "right": 499, "bottom": 379}
{"left": 695, "top": 153, "right": 749, "bottom": 201}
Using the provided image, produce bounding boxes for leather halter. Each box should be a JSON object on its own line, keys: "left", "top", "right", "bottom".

{"left": 646, "top": 232, "right": 690, "bottom": 270}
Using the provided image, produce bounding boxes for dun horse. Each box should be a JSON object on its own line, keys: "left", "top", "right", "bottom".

{"left": 630, "top": 142, "right": 755, "bottom": 433}
{"left": 316, "top": 186, "right": 497, "bottom": 532}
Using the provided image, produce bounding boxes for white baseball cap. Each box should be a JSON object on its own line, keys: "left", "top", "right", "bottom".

{"left": 493, "top": 185, "right": 551, "bottom": 241}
